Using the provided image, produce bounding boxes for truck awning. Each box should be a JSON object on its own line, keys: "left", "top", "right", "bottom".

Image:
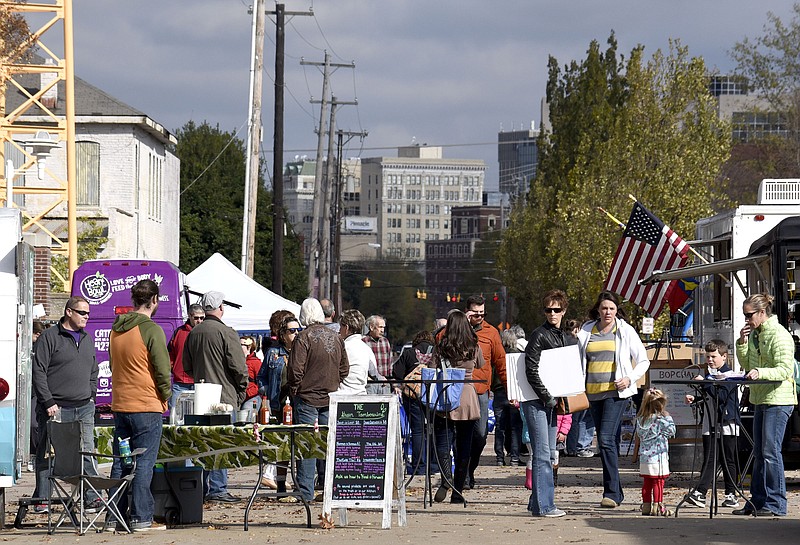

{"left": 640, "top": 254, "right": 769, "bottom": 285}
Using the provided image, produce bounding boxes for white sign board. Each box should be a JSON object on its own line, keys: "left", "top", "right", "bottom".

{"left": 642, "top": 317, "right": 654, "bottom": 335}
{"left": 506, "top": 345, "right": 584, "bottom": 401}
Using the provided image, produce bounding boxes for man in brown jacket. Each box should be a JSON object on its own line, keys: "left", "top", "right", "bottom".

{"left": 183, "top": 291, "right": 248, "bottom": 503}
{"left": 464, "top": 295, "right": 507, "bottom": 489}
{"left": 287, "top": 298, "right": 349, "bottom": 501}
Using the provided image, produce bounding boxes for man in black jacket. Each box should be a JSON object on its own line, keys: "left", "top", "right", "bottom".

{"left": 31, "top": 297, "right": 100, "bottom": 511}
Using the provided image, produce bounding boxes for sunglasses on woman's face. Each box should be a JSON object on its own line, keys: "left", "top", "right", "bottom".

{"left": 544, "top": 308, "right": 563, "bottom": 314}
{"left": 286, "top": 327, "right": 302, "bottom": 333}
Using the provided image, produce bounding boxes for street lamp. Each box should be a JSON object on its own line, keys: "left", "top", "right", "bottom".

{"left": 483, "top": 276, "right": 508, "bottom": 328}
{"left": 5, "top": 131, "right": 60, "bottom": 207}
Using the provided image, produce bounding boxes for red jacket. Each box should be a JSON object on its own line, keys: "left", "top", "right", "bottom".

{"left": 244, "top": 353, "right": 262, "bottom": 400}
{"left": 168, "top": 321, "right": 194, "bottom": 385}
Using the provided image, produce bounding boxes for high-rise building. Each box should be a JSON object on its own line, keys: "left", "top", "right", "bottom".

{"left": 498, "top": 122, "right": 539, "bottom": 198}
{"left": 360, "top": 146, "right": 485, "bottom": 261}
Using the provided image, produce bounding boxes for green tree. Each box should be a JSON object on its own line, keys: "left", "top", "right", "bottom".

{"left": 729, "top": 4, "right": 800, "bottom": 178}
{"left": 500, "top": 37, "right": 730, "bottom": 326}
{"left": 341, "top": 260, "right": 433, "bottom": 347}
{"left": 176, "top": 121, "right": 307, "bottom": 302}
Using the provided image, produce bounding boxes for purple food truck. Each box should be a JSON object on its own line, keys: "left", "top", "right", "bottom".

{"left": 71, "top": 260, "right": 188, "bottom": 412}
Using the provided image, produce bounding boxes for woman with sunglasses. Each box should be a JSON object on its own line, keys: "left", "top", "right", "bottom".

{"left": 520, "top": 289, "right": 574, "bottom": 518}
{"left": 256, "top": 311, "right": 300, "bottom": 495}
{"left": 576, "top": 291, "right": 650, "bottom": 509}
{"left": 733, "top": 293, "right": 796, "bottom": 517}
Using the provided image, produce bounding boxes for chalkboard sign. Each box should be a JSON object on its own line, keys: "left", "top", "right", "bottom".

{"left": 323, "top": 394, "right": 406, "bottom": 529}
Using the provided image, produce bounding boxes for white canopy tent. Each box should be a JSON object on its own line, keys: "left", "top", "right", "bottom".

{"left": 185, "top": 252, "right": 301, "bottom": 333}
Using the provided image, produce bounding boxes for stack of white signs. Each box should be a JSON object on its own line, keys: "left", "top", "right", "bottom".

{"left": 506, "top": 345, "right": 584, "bottom": 401}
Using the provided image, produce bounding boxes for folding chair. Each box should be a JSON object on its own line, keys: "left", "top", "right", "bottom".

{"left": 45, "top": 420, "right": 146, "bottom": 535}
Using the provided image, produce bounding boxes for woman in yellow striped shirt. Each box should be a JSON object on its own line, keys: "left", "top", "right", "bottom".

{"left": 576, "top": 292, "right": 650, "bottom": 509}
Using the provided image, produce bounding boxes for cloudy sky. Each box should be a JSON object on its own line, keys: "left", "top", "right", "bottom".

{"left": 61, "top": 1, "right": 796, "bottom": 189}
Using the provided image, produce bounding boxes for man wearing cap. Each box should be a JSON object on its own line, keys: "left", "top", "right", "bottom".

{"left": 183, "top": 291, "right": 248, "bottom": 503}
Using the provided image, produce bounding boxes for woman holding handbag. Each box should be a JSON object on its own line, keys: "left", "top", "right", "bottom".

{"left": 577, "top": 291, "right": 650, "bottom": 509}
{"left": 430, "top": 311, "right": 484, "bottom": 505}
{"left": 521, "top": 289, "right": 575, "bottom": 518}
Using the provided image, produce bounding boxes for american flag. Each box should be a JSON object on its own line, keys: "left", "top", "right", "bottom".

{"left": 604, "top": 202, "right": 689, "bottom": 318}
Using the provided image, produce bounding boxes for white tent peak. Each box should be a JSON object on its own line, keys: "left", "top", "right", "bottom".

{"left": 185, "top": 252, "right": 301, "bottom": 333}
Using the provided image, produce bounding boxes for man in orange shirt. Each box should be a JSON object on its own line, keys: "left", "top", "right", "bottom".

{"left": 109, "top": 279, "right": 171, "bottom": 532}
{"left": 464, "top": 295, "right": 507, "bottom": 489}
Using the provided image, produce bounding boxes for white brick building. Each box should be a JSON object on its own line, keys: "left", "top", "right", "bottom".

{"left": 4, "top": 71, "right": 180, "bottom": 264}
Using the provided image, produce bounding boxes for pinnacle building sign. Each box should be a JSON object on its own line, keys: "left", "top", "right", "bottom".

{"left": 345, "top": 216, "right": 377, "bottom": 233}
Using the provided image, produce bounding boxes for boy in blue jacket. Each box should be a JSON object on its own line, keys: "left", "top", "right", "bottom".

{"left": 684, "top": 340, "right": 741, "bottom": 509}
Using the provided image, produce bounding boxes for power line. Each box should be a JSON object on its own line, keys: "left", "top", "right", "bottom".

{"left": 180, "top": 120, "right": 248, "bottom": 195}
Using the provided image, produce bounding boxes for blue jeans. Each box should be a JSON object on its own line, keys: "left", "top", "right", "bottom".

{"left": 589, "top": 396, "right": 628, "bottom": 505}
{"left": 493, "top": 389, "right": 522, "bottom": 461}
{"left": 111, "top": 412, "right": 163, "bottom": 525}
{"left": 751, "top": 404, "right": 792, "bottom": 515}
{"left": 205, "top": 469, "right": 228, "bottom": 497}
{"left": 468, "top": 391, "right": 489, "bottom": 477}
{"left": 294, "top": 398, "right": 329, "bottom": 501}
{"left": 35, "top": 401, "right": 99, "bottom": 502}
{"left": 521, "top": 400, "right": 557, "bottom": 515}
{"left": 405, "top": 395, "right": 438, "bottom": 475}
{"left": 566, "top": 408, "right": 595, "bottom": 453}
{"left": 169, "top": 382, "right": 193, "bottom": 411}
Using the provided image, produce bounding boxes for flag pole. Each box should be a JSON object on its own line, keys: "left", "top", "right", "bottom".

{"left": 597, "top": 207, "right": 626, "bottom": 229}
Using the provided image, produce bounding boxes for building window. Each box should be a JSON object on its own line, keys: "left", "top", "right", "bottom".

{"left": 76, "top": 141, "right": 100, "bottom": 206}
{"left": 147, "top": 151, "right": 163, "bottom": 221}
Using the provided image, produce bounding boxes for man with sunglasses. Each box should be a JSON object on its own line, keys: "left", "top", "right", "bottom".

{"left": 463, "top": 295, "right": 507, "bottom": 489}
{"left": 31, "top": 297, "right": 101, "bottom": 513}
{"left": 167, "top": 304, "right": 205, "bottom": 412}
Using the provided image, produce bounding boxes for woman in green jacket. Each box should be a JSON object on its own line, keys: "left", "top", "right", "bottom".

{"left": 734, "top": 293, "right": 797, "bottom": 517}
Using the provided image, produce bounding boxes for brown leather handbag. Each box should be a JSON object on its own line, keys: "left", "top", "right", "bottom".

{"left": 556, "top": 392, "right": 589, "bottom": 415}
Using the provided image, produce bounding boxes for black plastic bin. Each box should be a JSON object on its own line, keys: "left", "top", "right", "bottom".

{"left": 151, "top": 464, "right": 203, "bottom": 525}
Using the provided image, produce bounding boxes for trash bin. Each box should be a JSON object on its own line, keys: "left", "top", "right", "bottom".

{"left": 151, "top": 464, "right": 203, "bottom": 525}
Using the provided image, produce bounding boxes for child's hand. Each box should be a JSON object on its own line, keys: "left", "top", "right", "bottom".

{"left": 556, "top": 432, "right": 567, "bottom": 443}
{"left": 662, "top": 410, "right": 670, "bottom": 417}
{"left": 685, "top": 394, "right": 694, "bottom": 404}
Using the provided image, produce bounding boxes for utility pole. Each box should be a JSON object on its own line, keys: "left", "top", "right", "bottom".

{"left": 302, "top": 53, "right": 354, "bottom": 297}
{"left": 320, "top": 96, "right": 356, "bottom": 298}
{"left": 268, "top": 3, "right": 312, "bottom": 294}
{"left": 242, "top": 2, "right": 311, "bottom": 284}
{"left": 332, "top": 128, "right": 368, "bottom": 311}
{"left": 241, "top": 0, "right": 266, "bottom": 277}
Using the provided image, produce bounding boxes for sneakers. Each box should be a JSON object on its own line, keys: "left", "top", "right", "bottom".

{"left": 685, "top": 490, "right": 706, "bottom": 508}
{"left": 722, "top": 493, "right": 740, "bottom": 508}
{"left": 599, "top": 497, "right": 619, "bottom": 508}
{"left": 576, "top": 449, "right": 594, "bottom": 458}
{"left": 32, "top": 504, "right": 49, "bottom": 514}
{"left": 539, "top": 508, "right": 566, "bottom": 518}
{"left": 131, "top": 521, "right": 166, "bottom": 532}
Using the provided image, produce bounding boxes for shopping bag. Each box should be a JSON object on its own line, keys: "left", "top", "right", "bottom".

{"left": 420, "top": 367, "right": 465, "bottom": 412}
